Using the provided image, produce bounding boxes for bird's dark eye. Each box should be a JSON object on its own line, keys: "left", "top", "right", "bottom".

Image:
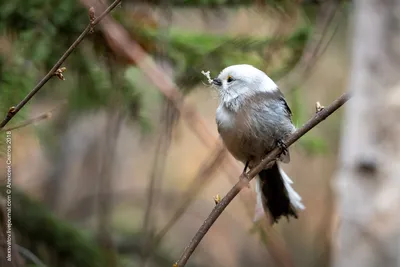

{"left": 227, "top": 76, "right": 234, "bottom": 83}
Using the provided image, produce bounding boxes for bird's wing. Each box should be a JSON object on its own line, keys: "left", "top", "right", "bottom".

{"left": 275, "top": 89, "right": 293, "bottom": 163}
{"left": 251, "top": 89, "right": 293, "bottom": 163}
{"left": 276, "top": 89, "right": 292, "bottom": 121}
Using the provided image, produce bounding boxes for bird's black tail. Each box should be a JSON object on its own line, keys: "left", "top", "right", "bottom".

{"left": 258, "top": 163, "right": 298, "bottom": 223}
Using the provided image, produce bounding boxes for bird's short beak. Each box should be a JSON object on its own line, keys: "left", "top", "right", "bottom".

{"left": 212, "top": 78, "right": 222, "bottom": 86}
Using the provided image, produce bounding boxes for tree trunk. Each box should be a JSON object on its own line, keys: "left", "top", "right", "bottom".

{"left": 334, "top": 0, "right": 400, "bottom": 266}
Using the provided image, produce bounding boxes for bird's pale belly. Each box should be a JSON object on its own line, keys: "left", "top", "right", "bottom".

{"left": 219, "top": 127, "right": 274, "bottom": 165}
{"left": 217, "top": 112, "right": 277, "bottom": 166}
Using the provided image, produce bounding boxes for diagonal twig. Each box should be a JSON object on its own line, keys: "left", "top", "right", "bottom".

{"left": 75, "top": 5, "right": 342, "bottom": 267}
{"left": 174, "top": 92, "right": 351, "bottom": 267}
{"left": 15, "top": 245, "right": 47, "bottom": 267}
{"left": 0, "top": 0, "right": 122, "bottom": 129}
{"left": 1, "top": 111, "right": 51, "bottom": 132}
{"left": 83, "top": 8, "right": 300, "bottom": 265}
{"left": 0, "top": 101, "right": 67, "bottom": 132}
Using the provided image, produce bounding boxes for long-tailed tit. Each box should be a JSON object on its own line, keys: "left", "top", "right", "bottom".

{"left": 211, "top": 64, "right": 305, "bottom": 223}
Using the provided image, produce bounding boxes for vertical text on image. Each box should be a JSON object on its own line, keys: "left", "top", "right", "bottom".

{"left": 5, "top": 131, "right": 12, "bottom": 262}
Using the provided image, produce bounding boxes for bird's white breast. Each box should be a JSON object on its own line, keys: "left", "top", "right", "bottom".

{"left": 216, "top": 105, "right": 235, "bottom": 129}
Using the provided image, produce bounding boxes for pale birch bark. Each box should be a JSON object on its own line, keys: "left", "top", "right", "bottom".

{"left": 334, "top": 0, "right": 400, "bottom": 266}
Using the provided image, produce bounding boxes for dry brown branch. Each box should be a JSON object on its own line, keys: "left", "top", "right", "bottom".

{"left": 146, "top": 141, "right": 292, "bottom": 267}
{"left": 76, "top": 5, "right": 298, "bottom": 265}
{"left": 72, "top": 4, "right": 345, "bottom": 266}
{"left": 0, "top": 0, "right": 122, "bottom": 129}
{"left": 174, "top": 92, "right": 351, "bottom": 267}
{"left": 77, "top": 5, "right": 270, "bottom": 261}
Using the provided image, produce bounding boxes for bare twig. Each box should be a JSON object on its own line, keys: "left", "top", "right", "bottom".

{"left": 142, "top": 101, "right": 175, "bottom": 232}
{"left": 84, "top": 9, "right": 295, "bottom": 265}
{"left": 15, "top": 245, "right": 47, "bottom": 267}
{"left": 313, "top": 13, "right": 342, "bottom": 62}
{"left": 73, "top": 6, "right": 343, "bottom": 267}
{"left": 0, "top": 0, "right": 122, "bottom": 129}
{"left": 2, "top": 112, "right": 51, "bottom": 132}
{"left": 0, "top": 101, "right": 67, "bottom": 132}
{"left": 95, "top": 110, "right": 123, "bottom": 266}
{"left": 141, "top": 100, "right": 176, "bottom": 263}
{"left": 174, "top": 92, "right": 351, "bottom": 267}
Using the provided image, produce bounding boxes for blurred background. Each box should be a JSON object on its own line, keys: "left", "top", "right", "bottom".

{"left": 0, "top": 0, "right": 350, "bottom": 266}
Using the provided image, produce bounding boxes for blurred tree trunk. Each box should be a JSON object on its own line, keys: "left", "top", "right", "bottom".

{"left": 334, "top": 0, "right": 400, "bottom": 266}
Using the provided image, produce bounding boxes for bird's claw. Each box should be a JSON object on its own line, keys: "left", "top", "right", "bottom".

{"left": 277, "top": 140, "right": 288, "bottom": 156}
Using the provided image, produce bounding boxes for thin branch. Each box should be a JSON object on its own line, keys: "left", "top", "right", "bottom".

{"left": 313, "top": 12, "right": 342, "bottom": 63}
{"left": 84, "top": 11, "right": 302, "bottom": 266}
{"left": 1, "top": 112, "right": 50, "bottom": 132}
{"left": 73, "top": 6, "right": 345, "bottom": 267}
{"left": 142, "top": 101, "right": 175, "bottom": 231}
{"left": 96, "top": 109, "right": 123, "bottom": 266}
{"left": 174, "top": 92, "right": 351, "bottom": 267}
{"left": 147, "top": 143, "right": 291, "bottom": 267}
{"left": 141, "top": 100, "right": 176, "bottom": 263}
{"left": 0, "top": 0, "right": 122, "bottom": 129}
{"left": 15, "top": 245, "right": 47, "bottom": 267}
{"left": 0, "top": 101, "right": 67, "bottom": 132}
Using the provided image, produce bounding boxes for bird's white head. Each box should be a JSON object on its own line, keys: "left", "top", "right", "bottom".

{"left": 212, "top": 64, "right": 278, "bottom": 105}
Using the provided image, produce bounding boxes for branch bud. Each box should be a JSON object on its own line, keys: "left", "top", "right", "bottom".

{"left": 54, "top": 67, "right": 67, "bottom": 80}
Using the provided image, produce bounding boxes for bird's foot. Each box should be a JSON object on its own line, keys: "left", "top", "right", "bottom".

{"left": 243, "top": 161, "right": 249, "bottom": 173}
{"left": 241, "top": 160, "right": 250, "bottom": 188}
{"left": 277, "top": 140, "right": 288, "bottom": 157}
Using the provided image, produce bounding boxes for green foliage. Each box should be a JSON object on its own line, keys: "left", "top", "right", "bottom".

{"left": 124, "top": 66, "right": 162, "bottom": 133}
{"left": 8, "top": 187, "right": 105, "bottom": 267}
{"left": 0, "top": 52, "right": 37, "bottom": 153}
{"left": 299, "top": 134, "right": 328, "bottom": 155}
{"left": 0, "top": 0, "right": 311, "bottom": 117}
{"left": 128, "top": 23, "right": 311, "bottom": 92}
{"left": 0, "top": 53, "right": 36, "bottom": 120}
{"left": 0, "top": 0, "right": 313, "bottom": 155}
{"left": 0, "top": 0, "right": 328, "bottom": 265}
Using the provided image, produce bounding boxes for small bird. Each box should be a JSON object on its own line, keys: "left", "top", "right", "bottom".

{"left": 211, "top": 64, "right": 304, "bottom": 224}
